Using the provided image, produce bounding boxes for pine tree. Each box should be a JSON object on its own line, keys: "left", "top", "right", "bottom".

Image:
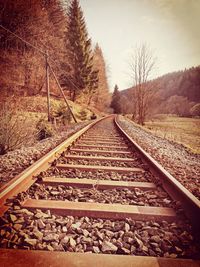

{"left": 92, "top": 43, "right": 110, "bottom": 109}
{"left": 110, "top": 85, "right": 121, "bottom": 114}
{"left": 66, "top": 0, "right": 96, "bottom": 101}
{"left": 87, "top": 68, "right": 99, "bottom": 105}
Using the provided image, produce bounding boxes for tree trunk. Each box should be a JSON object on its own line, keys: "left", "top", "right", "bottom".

{"left": 71, "top": 89, "right": 76, "bottom": 102}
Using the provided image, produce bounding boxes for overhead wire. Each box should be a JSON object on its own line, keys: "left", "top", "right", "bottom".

{"left": 0, "top": 23, "right": 79, "bottom": 122}
{"left": 0, "top": 24, "right": 47, "bottom": 56}
{"left": 0, "top": 23, "right": 86, "bottom": 94}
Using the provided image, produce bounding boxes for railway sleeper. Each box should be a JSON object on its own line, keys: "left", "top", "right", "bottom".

{"left": 26, "top": 182, "right": 174, "bottom": 208}
{"left": 0, "top": 249, "right": 199, "bottom": 267}
{"left": 1, "top": 206, "right": 200, "bottom": 259}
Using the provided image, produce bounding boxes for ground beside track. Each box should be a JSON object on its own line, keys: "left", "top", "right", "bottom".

{"left": 118, "top": 116, "right": 200, "bottom": 200}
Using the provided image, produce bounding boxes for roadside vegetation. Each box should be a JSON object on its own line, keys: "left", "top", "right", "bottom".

{"left": 126, "top": 114, "right": 200, "bottom": 154}
{"left": 0, "top": 99, "right": 34, "bottom": 155}
{"left": 0, "top": 96, "right": 98, "bottom": 155}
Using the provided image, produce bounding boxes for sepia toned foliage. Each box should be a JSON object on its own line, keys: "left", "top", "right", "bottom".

{"left": 91, "top": 44, "right": 110, "bottom": 110}
{"left": 36, "top": 118, "right": 56, "bottom": 140}
{"left": 0, "top": 0, "right": 68, "bottom": 97}
{"left": 0, "top": 0, "right": 110, "bottom": 115}
{"left": 0, "top": 98, "right": 35, "bottom": 154}
{"left": 129, "top": 44, "right": 157, "bottom": 125}
{"left": 119, "top": 65, "right": 200, "bottom": 120}
{"left": 163, "top": 95, "right": 194, "bottom": 117}
{"left": 110, "top": 85, "right": 121, "bottom": 114}
{"left": 155, "top": 66, "right": 200, "bottom": 103}
{"left": 190, "top": 103, "right": 200, "bottom": 117}
{"left": 64, "top": 0, "right": 98, "bottom": 101}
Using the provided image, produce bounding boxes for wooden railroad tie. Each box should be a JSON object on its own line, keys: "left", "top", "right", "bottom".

{"left": 80, "top": 138, "right": 124, "bottom": 142}
{"left": 74, "top": 144, "right": 129, "bottom": 149}
{"left": 23, "top": 199, "right": 177, "bottom": 221}
{"left": 56, "top": 164, "right": 145, "bottom": 173}
{"left": 42, "top": 177, "right": 157, "bottom": 190}
{"left": 70, "top": 148, "right": 132, "bottom": 155}
{"left": 1, "top": 249, "right": 199, "bottom": 267}
{"left": 63, "top": 155, "right": 137, "bottom": 162}
{"left": 77, "top": 141, "right": 124, "bottom": 145}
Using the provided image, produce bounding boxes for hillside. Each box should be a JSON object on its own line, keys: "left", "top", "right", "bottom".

{"left": 120, "top": 66, "right": 200, "bottom": 116}
{"left": 0, "top": 0, "right": 110, "bottom": 112}
{"left": 0, "top": 0, "right": 67, "bottom": 97}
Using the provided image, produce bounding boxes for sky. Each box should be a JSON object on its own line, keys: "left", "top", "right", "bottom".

{"left": 80, "top": 0, "right": 200, "bottom": 91}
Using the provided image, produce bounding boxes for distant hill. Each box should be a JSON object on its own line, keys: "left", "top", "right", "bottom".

{"left": 120, "top": 66, "right": 200, "bottom": 116}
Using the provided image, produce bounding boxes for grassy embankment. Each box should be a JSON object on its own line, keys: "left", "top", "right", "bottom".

{"left": 125, "top": 114, "right": 200, "bottom": 154}
{"left": 144, "top": 115, "right": 200, "bottom": 154}
{"left": 0, "top": 96, "right": 102, "bottom": 154}
{"left": 16, "top": 95, "right": 99, "bottom": 122}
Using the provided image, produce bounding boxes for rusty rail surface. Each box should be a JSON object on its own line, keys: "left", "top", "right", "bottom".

{"left": 0, "top": 115, "right": 200, "bottom": 267}
{"left": 115, "top": 115, "right": 200, "bottom": 233}
{"left": 0, "top": 116, "right": 108, "bottom": 216}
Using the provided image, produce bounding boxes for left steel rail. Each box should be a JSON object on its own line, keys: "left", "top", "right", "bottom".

{"left": 0, "top": 116, "right": 108, "bottom": 216}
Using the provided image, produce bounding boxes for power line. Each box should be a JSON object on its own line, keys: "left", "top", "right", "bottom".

{"left": 0, "top": 23, "right": 78, "bottom": 122}
{"left": 0, "top": 24, "right": 83, "bottom": 94}
{"left": 49, "top": 58, "right": 81, "bottom": 92}
{"left": 0, "top": 24, "right": 47, "bottom": 56}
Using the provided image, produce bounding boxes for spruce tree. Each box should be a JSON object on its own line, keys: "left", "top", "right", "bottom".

{"left": 110, "top": 85, "right": 121, "bottom": 114}
{"left": 66, "top": 0, "right": 96, "bottom": 101}
{"left": 92, "top": 43, "right": 110, "bottom": 109}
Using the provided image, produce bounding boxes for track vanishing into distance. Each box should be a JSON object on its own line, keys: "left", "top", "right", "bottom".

{"left": 0, "top": 115, "right": 200, "bottom": 267}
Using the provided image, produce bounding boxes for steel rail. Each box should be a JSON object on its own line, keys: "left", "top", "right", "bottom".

{"left": 0, "top": 115, "right": 200, "bottom": 266}
{"left": 115, "top": 115, "right": 200, "bottom": 233}
{"left": 0, "top": 116, "right": 111, "bottom": 216}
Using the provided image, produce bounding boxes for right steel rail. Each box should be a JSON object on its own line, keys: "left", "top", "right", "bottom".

{"left": 115, "top": 116, "right": 200, "bottom": 233}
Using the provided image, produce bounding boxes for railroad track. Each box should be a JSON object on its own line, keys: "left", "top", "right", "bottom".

{"left": 0, "top": 115, "right": 200, "bottom": 267}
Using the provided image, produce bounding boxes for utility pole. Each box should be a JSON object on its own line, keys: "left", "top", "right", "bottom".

{"left": 0, "top": 24, "right": 77, "bottom": 123}
{"left": 45, "top": 51, "right": 51, "bottom": 122}
{"left": 48, "top": 63, "right": 77, "bottom": 123}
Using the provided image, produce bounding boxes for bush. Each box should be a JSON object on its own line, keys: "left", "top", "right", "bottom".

{"left": 0, "top": 98, "right": 34, "bottom": 155}
{"left": 54, "top": 103, "right": 71, "bottom": 125}
{"left": 90, "top": 113, "right": 97, "bottom": 120}
{"left": 36, "top": 119, "right": 55, "bottom": 140}
{"left": 78, "top": 109, "right": 88, "bottom": 121}
{"left": 190, "top": 103, "right": 200, "bottom": 117}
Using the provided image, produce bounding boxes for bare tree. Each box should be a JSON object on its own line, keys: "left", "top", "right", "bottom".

{"left": 129, "top": 44, "right": 157, "bottom": 125}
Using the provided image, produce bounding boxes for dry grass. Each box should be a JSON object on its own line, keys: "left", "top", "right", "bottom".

{"left": 0, "top": 99, "right": 36, "bottom": 154}
{"left": 0, "top": 96, "right": 99, "bottom": 153}
{"left": 144, "top": 115, "right": 200, "bottom": 154}
{"left": 16, "top": 96, "right": 98, "bottom": 122}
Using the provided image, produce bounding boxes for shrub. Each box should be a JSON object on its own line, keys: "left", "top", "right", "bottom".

{"left": 190, "top": 103, "right": 200, "bottom": 117}
{"left": 36, "top": 119, "right": 55, "bottom": 140}
{"left": 77, "top": 109, "right": 88, "bottom": 121}
{"left": 54, "top": 103, "right": 71, "bottom": 125}
{"left": 90, "top": 113, "right": 97, "bottom": 120}
{"left": 0, "top": 98, "right": 34, "bottom": 155}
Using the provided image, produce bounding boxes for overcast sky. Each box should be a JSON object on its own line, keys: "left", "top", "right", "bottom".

{"left": 80, "top": 0, "right": 200, "bottom": 90}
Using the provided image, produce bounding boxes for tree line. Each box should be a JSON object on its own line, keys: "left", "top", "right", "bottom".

{"left": 111, "top": 53, "right": 200, "bottom": 123}
{"left": 0, "top": 0, "right": 110, "bottom": 111}
{"left": 111, "top": 44, "right": 157, "bottom": 125}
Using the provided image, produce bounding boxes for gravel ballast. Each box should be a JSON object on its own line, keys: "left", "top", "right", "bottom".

{"left": 0, "top": 122, "right": 90, "bottom": 189}
{"left": 0, "top": 207, "right": 199, "bottom": 258}
{"left": 68, "top": 150, "right": 134, "bottom": 158}
{"left": 26, "top": 183, "right": 174, "bottom": 207}
{"left": 45, "top": 168, "right": 154, "bottom": 182}
{"left": 117, "top": 116, "right": 200, "bottom": 200}
{"left": 58, "top": 156, "right": 143, "bottom": 168}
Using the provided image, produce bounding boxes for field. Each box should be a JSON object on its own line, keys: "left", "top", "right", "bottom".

{"left": 144, "top": 115, "right": 200, "bottom": 154}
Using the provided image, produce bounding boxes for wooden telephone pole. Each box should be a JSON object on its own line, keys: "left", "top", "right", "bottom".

{"left": 0, "top": 25, "right": 77, "bottom": 123}
{"left": 48, "top": 63, "right": 77, "bottom": 123}
{"left": 45, "top": 51, "right": 51, "bottom": 122}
